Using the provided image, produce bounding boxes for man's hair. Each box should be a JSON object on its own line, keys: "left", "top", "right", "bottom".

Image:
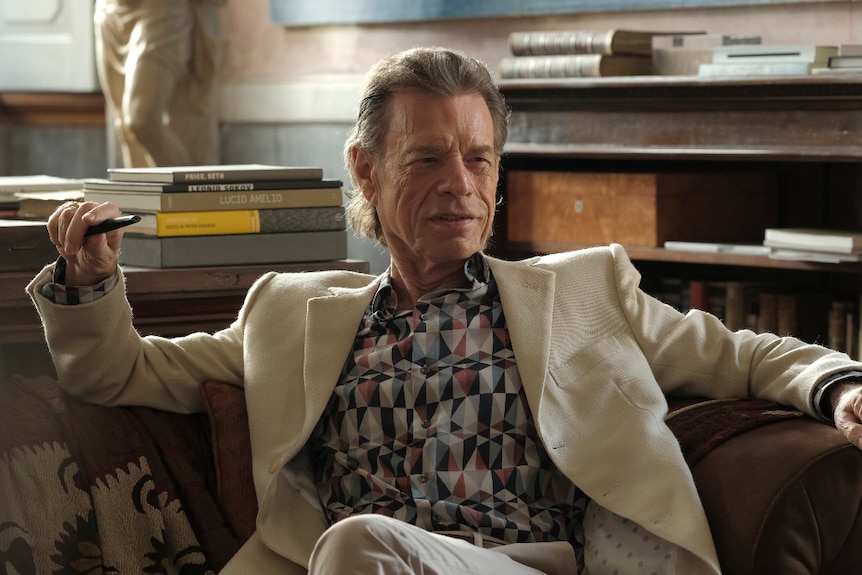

{"left": 343, "top": 47, "right": 509, "bottom": 246}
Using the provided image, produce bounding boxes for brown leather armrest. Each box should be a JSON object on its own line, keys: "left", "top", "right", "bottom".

{"left": 692, "top": 417, "right": 862, "bottom": 575}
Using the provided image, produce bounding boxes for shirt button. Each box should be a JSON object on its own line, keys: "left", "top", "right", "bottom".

{"left": 420, "top": 313, "right": 428, "bottom": 321}
{"left": 418, "top": 473, "right": 428, "bottom": 483}
{"left": 421, "top": 419, "right": 431, "bottom": 429}
{"left": 268, "top": 459, "right": 280, "bottom": 474}
{"left": 421, "top": 364, "right": 431, "bottom": 375}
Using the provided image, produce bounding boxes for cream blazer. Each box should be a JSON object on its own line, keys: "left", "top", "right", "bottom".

{"left": 28, "top": 244, "right": 859, "bottom": 575}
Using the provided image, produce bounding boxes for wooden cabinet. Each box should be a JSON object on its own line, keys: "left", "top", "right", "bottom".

{"left": 494, "top": 75, "right": 862, "bottom": 348}
{"left": 0, "top": 259, "right": 370, "bottom": 377}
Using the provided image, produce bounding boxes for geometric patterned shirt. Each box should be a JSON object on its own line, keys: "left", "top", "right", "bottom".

{"left": 309, "top": 252, "right": 586, "bottom": 555}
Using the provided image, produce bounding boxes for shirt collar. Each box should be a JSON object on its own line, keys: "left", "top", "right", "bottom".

{"left": 369, "top": 252, "right": 490, "bottom": 318}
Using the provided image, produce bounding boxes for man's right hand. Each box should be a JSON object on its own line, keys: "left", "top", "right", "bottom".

{"left": 47, "top": 201, "right": 124, "bottom": 286}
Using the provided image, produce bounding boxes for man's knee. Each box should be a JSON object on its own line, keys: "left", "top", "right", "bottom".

{"left": 314, "top": 514, "right": 398, "bottom": 552}
{"left": 309, "top": 515, "right": 408, "bottom": 574}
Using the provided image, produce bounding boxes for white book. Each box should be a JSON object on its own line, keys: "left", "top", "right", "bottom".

{"left": 699, "top": 61, "right": 816, "bottom": 76}
{"left": 763, "top": 228, "right": 862, "bottom": 254}
{"left": 768, "top": 248, "right": 862, "bottom": 264}
{"left": 711, "top": 44, "right": 838, "bottom": 64}
{"left": 0, "top": 175, "right": 83, "bottom": 201}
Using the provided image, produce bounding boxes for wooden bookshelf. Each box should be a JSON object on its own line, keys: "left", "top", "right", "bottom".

{"left": 495, "top": 75, "right": 862, "bottom": 349}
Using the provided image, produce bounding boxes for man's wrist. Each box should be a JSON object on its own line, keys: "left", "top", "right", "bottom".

{"left": 44, "top": 255, "right": 118, "bottom": 305}
{"left": 814, "top": 371, "right": 862, "bottom": 422}
{"left": 52, "top": 255, "right": 116, "bottom": 287}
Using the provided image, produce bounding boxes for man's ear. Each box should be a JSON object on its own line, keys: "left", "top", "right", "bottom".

{"left": 351, "top": 145, "right": 377, "bottom": 203}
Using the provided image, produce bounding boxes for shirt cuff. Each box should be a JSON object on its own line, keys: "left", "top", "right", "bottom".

{"left": 40, "top": 255, "right": 118, "bottom": 305}
{"left": 812, "top": 370, "right": 862, "bottom": 422}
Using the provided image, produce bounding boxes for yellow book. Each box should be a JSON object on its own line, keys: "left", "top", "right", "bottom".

{"left": 133, "top": 210, "right": 259, "bottom": 236}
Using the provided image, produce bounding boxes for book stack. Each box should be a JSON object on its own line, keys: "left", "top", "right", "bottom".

{"left": 499, "top": 29, "right": 704, "bottom": 79}
{"left": 651, "top": 33, "right": 762, "bottom": 76}
{"left": 698, "top": 44, "right": 839, "bottom": 77}
{"left": 83, "top": 164, "right": 348, "bottom": 268}
{"left": 763, "top": 228, "right": 862, "bottom": 264}
{"left": 812, "top": 44, "right": 862, "bottom": 75}
{"left": 0, "top": 175, "right": 84, "bottom": 219}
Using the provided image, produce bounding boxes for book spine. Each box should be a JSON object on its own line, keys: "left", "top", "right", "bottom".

{"left": 118, "top": 230, "right": 348, "bottom": 268}
{"left": 108, "top": 166, "right": 325, "bottom": 183}
{"left": 723, "top": 281, "right": 745, "bottom": 331}
{"left": 698, "top": 61, "right": 813, "bottom": 76}
{"left": 828, "top": 300, "right": 849, "bottom": 352}
{"left": 509, "top": 30, "right": 614, "bottom": 57}
{"left": 711, "top": 45, "right": 836, "bottom": 64}
{"left": 154, "top": 210, "right": 261, "bottom": 236}
{"left": 776, "top": 293, "right": 798, "bottom": 336}
{"left": 183, "top": 182, "right": 298, "bottom": 192}
{"left": 500, "top": 55, "right": 602, "bottom": 79}
{"left": 146, "top": 206, "right": 345, "bottom": 237}
{"left": 163, "top": 188, "right": 343, "bottom": 211}
{"left": 688, "top": 280, "right": 711, "bottom": 311}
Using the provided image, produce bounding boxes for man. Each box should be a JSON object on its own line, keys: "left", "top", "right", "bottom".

{"left": 29, "top": 47, "right": 862, "bottom": 575}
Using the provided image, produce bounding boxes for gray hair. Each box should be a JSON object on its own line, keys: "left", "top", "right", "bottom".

{"left": 343, "top": 47, "right": 509, "bottom": 246}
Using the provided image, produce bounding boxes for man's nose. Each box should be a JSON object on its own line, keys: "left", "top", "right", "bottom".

{"left": 438, "top": 160, "right": 472, "bottom": 195}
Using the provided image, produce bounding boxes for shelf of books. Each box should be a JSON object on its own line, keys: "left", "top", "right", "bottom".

{"left": 82, "top": 163, "right": 350, "bottom": 268}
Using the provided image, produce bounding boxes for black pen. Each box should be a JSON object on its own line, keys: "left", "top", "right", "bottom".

{"left": 84, "top": 214, "right": 142, "bottom": 236}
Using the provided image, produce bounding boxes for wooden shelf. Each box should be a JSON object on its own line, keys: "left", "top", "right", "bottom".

{"left": 509, "top": 241, "right": 862, "bottom": 273}
{"left": 0, "top": 92, "right": 106, "bottom": 126}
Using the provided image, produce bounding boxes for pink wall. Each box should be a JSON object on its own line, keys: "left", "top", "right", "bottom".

{"left": 218, "top": 0, "right": 862, "bottom": 83}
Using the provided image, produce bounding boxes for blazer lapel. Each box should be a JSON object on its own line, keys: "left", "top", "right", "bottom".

{"left": 487, "top": 256, "right": 555, "bottom": 413}
{"left": 301, "top": 279, "right": 381, "bottom": 437}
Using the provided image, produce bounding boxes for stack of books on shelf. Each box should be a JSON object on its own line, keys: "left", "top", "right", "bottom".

{"left": 499, "top": 29, "right": 705, "bottom": 79}
{"left": 0, "top": 175, "right": 85, "bottom": 271}
{"left": 762, "top": 228, "right": 862, "bottom": 264}
{"left": 697, "top": 44, "right": 838, "bottom": 77}
{"left": 0, "top": 175, "right": 84, "bottom": 219}
{"left": 83, "top": 164, "right": 347, "bottom": 268}
{"left": 812, "top": 44, "right": 862, "bottom": 75}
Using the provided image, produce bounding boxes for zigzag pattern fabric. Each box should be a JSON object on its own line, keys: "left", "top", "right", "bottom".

{"left": 311, "top": 253, "right": 585, "bottom": 551}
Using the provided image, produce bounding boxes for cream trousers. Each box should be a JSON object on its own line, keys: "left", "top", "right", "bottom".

{"left": 307, "top": 515, "right": 578, "bottom": 575}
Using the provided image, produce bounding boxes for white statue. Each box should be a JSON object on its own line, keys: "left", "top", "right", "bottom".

{"left": 94, "top": 0, "right": 227, "bottom": 167}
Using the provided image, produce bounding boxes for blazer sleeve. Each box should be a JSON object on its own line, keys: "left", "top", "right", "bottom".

{"left": 26, "top": 263, "right": 248, "bottom": 413}
{"left": 606, "top": 244, "right": 862, "bottom": 416}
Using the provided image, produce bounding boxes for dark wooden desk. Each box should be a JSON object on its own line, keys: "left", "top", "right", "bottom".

{"left": 1, "top": 259, "right": 370, "bottom": 376}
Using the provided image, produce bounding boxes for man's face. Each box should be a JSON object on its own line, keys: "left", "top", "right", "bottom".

{"left": 360, "top": 90, "right": 499, "bottom": 270}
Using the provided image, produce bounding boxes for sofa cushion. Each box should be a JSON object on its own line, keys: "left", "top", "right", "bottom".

{"left": 1, "top": 375, "right": 240, "bottom": 573}
{"left": 200, "top": 380, "right": 258, "bottom": 544}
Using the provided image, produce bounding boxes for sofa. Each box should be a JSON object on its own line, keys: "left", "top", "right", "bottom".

{"left": 1, "top": 373, "right": 861, "bottom": 574}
